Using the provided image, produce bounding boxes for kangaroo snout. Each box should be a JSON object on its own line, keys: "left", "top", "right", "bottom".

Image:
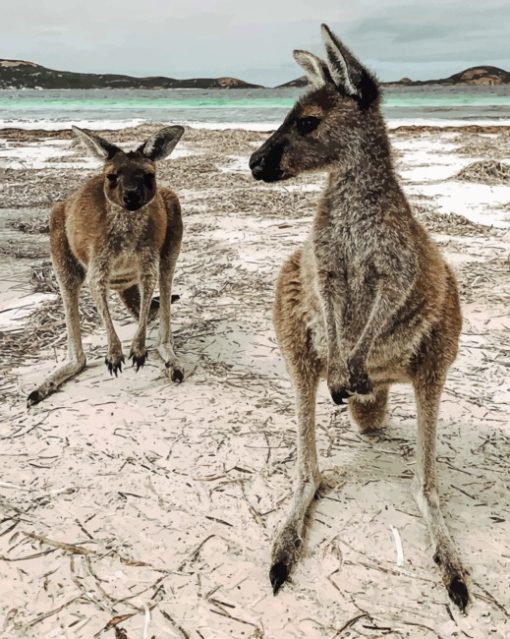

{"left": 123, "top": 190, "right": 142, "bottom": 210}
{"left": 249, "top": 140, "right": 286, "bottom": 182}
{"left": 249, "top": 150, "right": 266, "bottom": 180}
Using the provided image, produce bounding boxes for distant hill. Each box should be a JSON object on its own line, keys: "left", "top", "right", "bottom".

{"left": 277, "top": 76, "right": 309, "bottom": 88}
{"left": 3, "top": 59, "right": 508, "bottom": 91}
{"left": 278, "top": 66, "right": 510, "bottom": 88}
{"left": 387, "top": 66, "right": 510, "bottom": 86}
{"left": 0, "top": 59, "right": 262, "bottom": 89}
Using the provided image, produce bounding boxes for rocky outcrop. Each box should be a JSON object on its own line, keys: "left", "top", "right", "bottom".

{"left": 387, "top": 66, "right": 510, "bottom": 86}
{"left": 448, "top": 67, "right": 510, "bottom": 85}
{"left": 0, "top": 60, "right": 263, "bottom": 89}
{"left": 280, "top": 66, "right": 510, "bottom": 88}
{"left": 277, "top": 76, "right": 308, "bottom": 88}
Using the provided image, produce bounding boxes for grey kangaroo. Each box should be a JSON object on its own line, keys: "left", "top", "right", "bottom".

{"left": 249, "top": 24, "right": 468, "bottom": 611}
{"left": 28, "top": 126, "right": 185, "bottom": 406}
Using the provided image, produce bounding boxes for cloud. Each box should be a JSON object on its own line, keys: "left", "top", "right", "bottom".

{"left": 0, "top": 0, "right": 508, "bottom": 84}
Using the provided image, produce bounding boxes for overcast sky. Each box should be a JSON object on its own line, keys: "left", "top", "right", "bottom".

{"left": 1, "top": 0, "right": 509, "bottom": 85}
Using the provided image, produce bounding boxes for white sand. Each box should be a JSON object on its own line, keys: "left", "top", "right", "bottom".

{"left": 0, "top": 140, "right": 194, "bottom": 170}
{"left": 0, "top": 126, "right": 509, "bottom": 639}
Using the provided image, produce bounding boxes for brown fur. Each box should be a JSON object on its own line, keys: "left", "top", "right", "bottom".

{"left": 251, "top": 25, "right": 469, "bottom": 610}
{"left": 28, "top": 126, "right": 185, "bottom": 405}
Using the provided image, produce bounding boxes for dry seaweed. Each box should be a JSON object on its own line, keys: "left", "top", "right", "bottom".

{"left": 0, "top": 241, "right": 49, "bottom": 260}
{"left": 458, "top": 255, "right": 510, "bottom": 304}
{"left": 452, "top": 129, "right": 510, "bottom": 158}
{"left": 0, "top": 284, "right": 136, "bottom": 367}
{"left": 8, "top": 218, "right": 49, "bottom": 234}
{"left": 455, "top": 160, "right": 510, "bottom": 185}
{"left": 31, "top": 261, "right": 58, "bottom": 294}
{"left": 413, "top": 204, "right": 496, "bottom": 237}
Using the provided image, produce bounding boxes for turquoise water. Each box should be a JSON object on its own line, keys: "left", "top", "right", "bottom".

{"left": 1, "top": 86, "right": 509, "bottom": 128}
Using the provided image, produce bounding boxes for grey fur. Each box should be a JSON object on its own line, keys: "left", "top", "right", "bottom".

{"left": 250, "top": 24, "right": 469, "bottom": 611}
{"left": 72, "top": 126, "right": 119, "bottom": 160}
{"left": 138, "top": 126, "right": 185, "bottom": 161}
{"left": 293, "top": 50, "right": 329, "bottom": 89}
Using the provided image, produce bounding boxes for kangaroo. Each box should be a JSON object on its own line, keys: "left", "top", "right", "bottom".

{"left": 249, "top": 25, "right": 469, "bottom": 611}
{"left": 28, "top": 125, "right": 185, "bottom": 406}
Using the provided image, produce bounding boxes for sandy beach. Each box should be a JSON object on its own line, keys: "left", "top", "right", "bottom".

{"left": 0, "top": 123, "right": 509, "bottom": 638}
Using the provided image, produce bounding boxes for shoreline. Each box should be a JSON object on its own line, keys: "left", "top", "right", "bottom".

{"left": 2, "top": 118, "right": 510, "bottom": 132}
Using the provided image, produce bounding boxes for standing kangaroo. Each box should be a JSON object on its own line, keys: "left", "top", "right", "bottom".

{"left": 250, "top": 25, "right": 468, "bottom": 610}
{"left": 28, "top": 125, "right": 185, "bottom": 406}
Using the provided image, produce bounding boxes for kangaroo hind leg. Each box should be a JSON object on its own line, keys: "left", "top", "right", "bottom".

{"left": 118, "top": 285, "right": 157, "bottom": 323}
{"left": 157, "top": 189, "right": 184, "bottom": 383}
{"left": 270, "top": 250, "right": 323, "bottom": 594}
{"left": 28, "top": 204, "right": 86, "bottom": 405}
{"left": 413, "top": 370, "right": 469, "bottom": 611}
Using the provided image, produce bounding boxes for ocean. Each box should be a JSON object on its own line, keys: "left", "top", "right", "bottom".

{"left": 1, "top": 85, "right": 510, "bottom": 130}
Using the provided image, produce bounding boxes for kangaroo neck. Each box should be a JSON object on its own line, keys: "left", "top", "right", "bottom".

{"left": 320, "top": 134, "right": 401, "bottom": 223}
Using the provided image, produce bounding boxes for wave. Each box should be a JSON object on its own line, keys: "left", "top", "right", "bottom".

{"left": 0, "top": 118, "right": 147, "bottom": 130}
{"left": 2, "top": 116, "right": 510, "bottom": 132}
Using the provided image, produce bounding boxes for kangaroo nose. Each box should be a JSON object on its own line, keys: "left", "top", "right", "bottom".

{"left": 249, "top": 152, "right": 266, "bottom": 179}
{"left": 123, "top": 190, "right": 141, "bottom": 209}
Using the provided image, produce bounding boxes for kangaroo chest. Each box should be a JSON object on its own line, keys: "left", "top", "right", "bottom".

{"left": 312, "top": 218, "right": 380, "bottom": 335}
{"left": 93, "top": 209, "right": 160, "bottom": 290}
{"left": 315, "top": 219, "right": 377, "bottom": 287}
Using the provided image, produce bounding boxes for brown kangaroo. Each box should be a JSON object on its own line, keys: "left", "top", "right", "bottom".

{"left": 250, "top": 25, "right": 469, "bottom": 611}
{"left": 28, "top": 125, "right": 185, "bottom": 406}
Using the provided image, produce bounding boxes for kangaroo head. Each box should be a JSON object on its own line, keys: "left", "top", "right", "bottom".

{"left": 72, "top": 126, "right": 184, "bottom": 211}
{"left": 250, "top": 24, "right": 381, "bottom": 182}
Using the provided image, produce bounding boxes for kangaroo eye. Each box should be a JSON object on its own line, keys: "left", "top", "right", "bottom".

{"left": 296, "top": 116, "right": 321, "bottom": 135}
{"left": 144, "top": 172, "right": 155, "bottom": 185}
{"left": 106, "top": 173, "right": 117, "bottom": 184}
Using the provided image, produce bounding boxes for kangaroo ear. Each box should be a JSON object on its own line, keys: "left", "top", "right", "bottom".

{"left": 138, "top": 126, "right": 184, "bottom": 161}
{"left": 320, "top": 24, "right": 379, "bottom": 107}
{"left": 72, "top": 126, "right": 120, "bottom": 160}
{"left": 293, "top": 50, "right": 331, "bottom": 89}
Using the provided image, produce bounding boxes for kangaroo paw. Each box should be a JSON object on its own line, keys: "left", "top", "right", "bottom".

{"left": 105, "top": 353, "right": 125, "bottom": 377}
{"left": 129, "top": 350, "right": 147, "bottom": 371}
{"left": 329, "top": 386, "right": 352, "bottom": 405}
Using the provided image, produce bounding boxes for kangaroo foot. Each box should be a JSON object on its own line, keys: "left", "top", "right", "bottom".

{"left": 270, "top": 523, "right": 303, "bottom": 594}
{"left": 433, "top": 547, "right": 469, "bottom": 612}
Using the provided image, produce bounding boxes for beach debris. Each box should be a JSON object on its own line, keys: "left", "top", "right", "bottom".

{"left": 455, "top": 160, "right": 510, "bottom": 185}
{"left": 390, "top": 525, "right": 405, "bottom": 566}
{"left": 0, "top": 239, "right": 48, "bottom": 259}
{"left": 413, "top": 204, "right": 496, "bottom": 237}
{"left": 31, "top": 261, "right": 58, "bottom": 293}
{"left": 8, "top": 218, "right": 49, "bottom": 234}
